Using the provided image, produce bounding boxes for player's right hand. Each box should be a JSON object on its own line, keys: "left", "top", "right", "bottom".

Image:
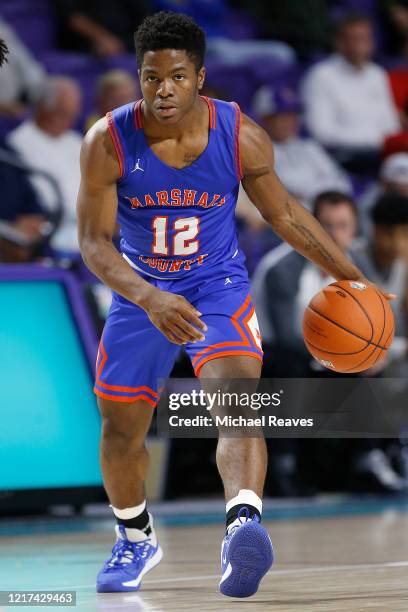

{"left": 140, "top": 287, "right": 207, "bottom": 345}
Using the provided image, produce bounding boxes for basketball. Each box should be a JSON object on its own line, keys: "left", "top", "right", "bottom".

{"left": 303, "top": 280, "right": 395, "bottom": 373}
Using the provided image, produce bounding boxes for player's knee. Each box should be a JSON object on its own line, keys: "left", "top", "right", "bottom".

{"left": 101, "top": 415, "right": 146, "bottom": 454}
{"left": 200, "top": 356, "right": 262, "bottom": 380}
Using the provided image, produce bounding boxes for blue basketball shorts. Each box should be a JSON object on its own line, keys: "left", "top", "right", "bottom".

{"left": 94, "top": 269, "right": 263, "bottom": 406}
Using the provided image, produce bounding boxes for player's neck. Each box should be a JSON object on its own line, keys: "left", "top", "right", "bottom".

{"left": 142, "top": 96, "right": 206, "bottom": 140}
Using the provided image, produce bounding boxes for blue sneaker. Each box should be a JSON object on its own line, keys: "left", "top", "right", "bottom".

{"left": 96, "top": 514, "right": 163, "bottom": 592}
{"left": 220, "top": 507, "right": 274, "bottom": 598}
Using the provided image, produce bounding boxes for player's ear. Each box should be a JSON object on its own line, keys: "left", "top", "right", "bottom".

{"left": 197, "top": 66, "right": 206, "bottom": 91}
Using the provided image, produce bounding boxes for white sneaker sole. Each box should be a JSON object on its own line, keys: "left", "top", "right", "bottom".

{"left": 122, "top": 546, "right": 163, "bottom": 589}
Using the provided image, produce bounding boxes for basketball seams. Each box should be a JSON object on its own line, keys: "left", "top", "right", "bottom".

{"left": 341, "top": 286, "right": 388, "bottom": 372}
{"left": 331, "top": 283, "right": 374, "bottom": 344}
{"left": 381, "top": 324, "right": 395, "bottom": 355}
{"left": 304, "top": 334, "right": 385, "bottom": 372}
{"left": 373, "top": 287, "right": 386, "bottom": 348}
{"left": 370, "top": 289, "right": 393, "bottom": 367}
{"left": 374, "top": 288, "right": 395, "bottom": 349}
{"left": 304, "top": 336, "right": 368, "bottom": 356}
{"left": 343, "top": 344, "right": 382, "bottom": 372}
{"left": 308, "top": 305, "right": 389, "bottom": 351}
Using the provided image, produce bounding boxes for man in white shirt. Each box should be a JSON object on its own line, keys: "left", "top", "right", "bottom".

{"left": 8, "top": 76, "right": 82, "bottom": 254}
{"left": 252, "top": 84, "right": 351, "bottom": 207}
{"left": 302, "top": 13, "right": 400, "bottom": 169}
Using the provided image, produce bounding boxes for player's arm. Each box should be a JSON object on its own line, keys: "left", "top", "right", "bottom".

{"left": 76, "top": 118, "right": 206, "bottom": 344}
{"left": 240, "top": 114, "right": 367, "bottom": 283}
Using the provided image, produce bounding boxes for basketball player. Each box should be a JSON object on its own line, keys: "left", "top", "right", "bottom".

{"left": 77, "top": 12, "right": 391, "bottom": 598}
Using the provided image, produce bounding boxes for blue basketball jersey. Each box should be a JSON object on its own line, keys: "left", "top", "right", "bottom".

{"left": 107, "top": 97, "right": 246, "bottom": 280}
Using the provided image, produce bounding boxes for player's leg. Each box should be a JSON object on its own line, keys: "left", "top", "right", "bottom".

{"left": 95, "top": 291, "right": 179, "bottom": 592}
{"left": 199, "top": 355, "right": 273, "bottom": 598}
{"left": 96, "top": 396, "right": 164, "bottom": 593}
{"left": 98, "top": 397, "right": 154, "bottom": 509}
{"left": 186, "top": 285, "right": 267, "bottom": 511}
{"left": 198, "top": 355, "right": 266, "bottom": 501}
{"left": 185, "top": 281, "right": 273, "bottom": 597}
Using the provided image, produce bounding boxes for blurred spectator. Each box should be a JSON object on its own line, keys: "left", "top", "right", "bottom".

{"left": 302, "top": 13, "right": 400, "bottom": 172}
{"left": 7, "top": 76, "right": 82, "bottom": 254}
{"left": 385, "top": 37, "right": 408, "bottom": 156}
{"left": 353, "top": 194, "right": 408, "bottom": 362}
{"left": 249, "top": 0, "right": 332, "bottom": 59}
{"left": 388, "top": 37, "right": 408, "bottom": 112}
{"left": 381, "top": 0, "right": 408, "bottom": 55}
{"left": 0, "top": 140, "right": 48, "bottom": 263}
{"left": 206, "top": 37, "right": 295, "bottom": 67}
{"left": 380, "top": 153, "right": 408, "bottom": 196}
{"left": 0, "top": 17, "right": 47, "bottom": 117}
{"left": 155, "top": 1, "right": 294, "bottom": 64}
{"left": 156, "top": 0, "right": 228, "bottom": 38}
{"left": 53, "top": 0, "right": 150, "bottom": 56}
{"left": 85, "top": 69, "right": 139, "bottom": 131}
{"left": 253, "top": 85, "right": 351, "bottom": 207}
{"left": 360, "top": 153, "right": 408, "bottom": 233}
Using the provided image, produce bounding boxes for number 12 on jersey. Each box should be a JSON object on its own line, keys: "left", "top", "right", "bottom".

{"left": 152, "top": 216, "right": 200, "bottom": 256}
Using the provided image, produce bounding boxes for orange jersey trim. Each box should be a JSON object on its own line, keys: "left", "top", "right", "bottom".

{"left": 133, "top": 101, "right": 139, "bottom": 129}
{"left": 191, "top": 295, "right": 259, "bottom": 368}
{"left": 231, "top": 102, "right": 243, "bottom": 181}
{"left": 94, "top": 387, "right": 157, "bottom": 406}
{"left": 200, "top": 95, "right": 217, "bottom": 129}
{"left": 208, "top": 97, "right": 217, "bottom": 129}
{"left": 194, "top": 350, "right": 263, "bottom": 377}
{"left": 106, "top": 111, "right": 125, "bottom": 179}
{"left": 95, "top": 339, "right": 158, "bottom": 398}
{"left": 133, "top": 99, "right": 143, "bottom": 129}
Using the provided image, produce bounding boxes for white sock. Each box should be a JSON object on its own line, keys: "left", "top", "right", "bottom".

{"left": 226, "top": 489, "right": 262, "bottom": 514}
{"left": 110, "top": 501, "right": 146, "bottom": 520}
{"left": 226, "top": 489, "right": 262, "bottom": 533}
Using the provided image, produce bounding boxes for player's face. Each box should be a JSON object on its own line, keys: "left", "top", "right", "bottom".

{"left": 139, "top": 49, "right": 205, "bottom": 124}
{"left": 317, "top": 202, "right": 357, "bottom": 252}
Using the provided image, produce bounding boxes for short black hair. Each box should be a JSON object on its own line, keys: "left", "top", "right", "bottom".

{"left": 0, "top": 39, "right": 9, "bottom": 67}
{"left": 335, "top": 11, "right": 372, "bottom": 36}
{"left": 371, "top": 194, "right": 408, "bottom": 225}
{"left": 313, "top": 190, "right": 357, "bottom": 219}
{"left": 135, "top": 11, "right": 206, "bottom": 71}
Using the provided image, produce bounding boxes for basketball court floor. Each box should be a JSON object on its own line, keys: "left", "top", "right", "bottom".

{"left": 1, "top": 497, "right": 408, "bottom": 611}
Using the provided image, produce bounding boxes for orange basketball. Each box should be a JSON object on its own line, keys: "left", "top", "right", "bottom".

{"left": 302, "top": 280, "right": 395, "bottom": 373}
